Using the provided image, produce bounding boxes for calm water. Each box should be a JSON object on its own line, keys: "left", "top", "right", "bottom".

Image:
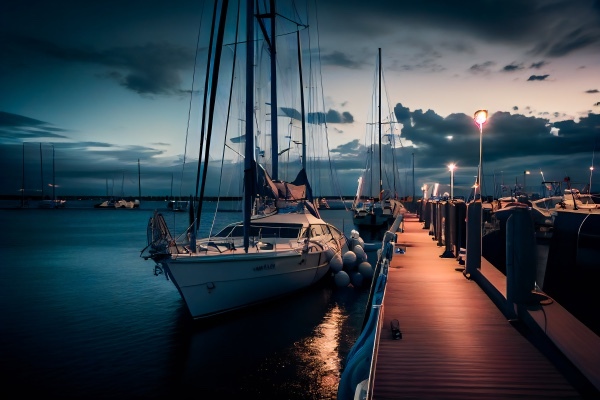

{"left": 0, "top": 200, "right": 374, "bottom": 399}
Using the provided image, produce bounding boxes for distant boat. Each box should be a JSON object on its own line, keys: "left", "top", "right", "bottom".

{"left": 94, "top": 161, "right": 141, "bottom": 209}
{"left": 140, "top": 0, "right": 348, "bottom": 320}
{"left": 166, "top": 199, "right": 189, "bottom": 212}
{"left": 94, "top": 198, "right": 140, "bottom": 209}
{"left": 40, "top": 199, "right": 67, "bottom": 209}
{"left": 352, "top": 48, "right": 400, "bottom": 229}
{"left": 38, "top": 143, "right": 67, "bottom": 209}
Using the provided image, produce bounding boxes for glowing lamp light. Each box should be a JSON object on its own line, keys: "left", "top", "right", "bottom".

{"left": 474, "top": 110, "right": 488, "bottom": 127}
{"left": 448, "top": 163, "right": 456, "bottom": 199}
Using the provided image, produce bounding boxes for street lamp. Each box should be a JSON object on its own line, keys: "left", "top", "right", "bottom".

{"left": 473, "top": 110, "right": 488, "bottom": 200}
{"left": 523, "top": 170, "right": 530, "bottom": 196}
{"left": 448, "top": 163, "right": 456, "bottom": 199}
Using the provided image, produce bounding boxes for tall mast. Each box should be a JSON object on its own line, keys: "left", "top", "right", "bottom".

{"left": 137, "top": 158, "right": 141, "bottom": 199}
{"left": 257, "top": 0, "right": 279, "bottom": 178}
{"left": 412, "top": 152, "right": 415, "bottom": 203}
{"left": 39, "top": 143, "right": 43, "bottom": 199}
{"left": 52, "top": 144, "right": 55, "bottom": 201}
{"left": 21, "top": 143, "right": 25, "bottom": 207}
{"left": 243, "top": 0, "right": 255, "bottom": 253}
{"left": 270, "top": 0, "right": 278, "bottom": 179}
{"left": 378, "top": 48, "right": 382, "bottom": 199}
{"left": 297, "top": 30, "right": 306, "bottom": 170}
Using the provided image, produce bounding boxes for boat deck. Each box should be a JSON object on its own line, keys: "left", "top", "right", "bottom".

{"left": 372, "top": 212, "right": 599, "bottom": 399}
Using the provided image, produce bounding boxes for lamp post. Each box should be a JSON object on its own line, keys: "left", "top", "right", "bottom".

{"left": 523, "top": 170, "right": 530, "bottom": 196}
{"left": 590, "top": 166, "right": 594, "bottom": 193}
{"left": 448, "top": 163, "right": 456, "bottom": 200}
{"left": 473, "top": 110, "right": 488, "bottom": 200}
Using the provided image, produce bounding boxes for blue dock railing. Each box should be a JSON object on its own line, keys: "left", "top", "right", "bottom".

{"left": 337, "top": 216, "right": 402, "bottom": 400}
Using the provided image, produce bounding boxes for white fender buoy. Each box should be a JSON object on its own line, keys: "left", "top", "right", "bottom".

{"left": 353, "top": 245, "right": 366, "bottom": 262}
{"left": 342, "top": 251, "right": 357, "bottom": 270}
{"left": 334, "top": 271, "right": 350, "bottom": 287}
{"left": 358, "top": 261, "right": 373, "bottom": 279}
{"left": 329, "top": 254, "right": 343, "bottom": 273}
{"left": 357, "top": 237, "right": 365, "bottom": 249}
{"left": 350, "top": 271, "right": 364, "bottom": 288}
{"left": 351, "top": 230, "right": 360, "bottom": 239}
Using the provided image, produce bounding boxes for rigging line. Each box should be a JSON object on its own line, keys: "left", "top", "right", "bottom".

{"left": 180, "top": 2, "right": 207, "bottom": 199}
{"left": 194, "top": 0, "right": 220, "bottom": 210}
{"left": 197, "top": 0, "right": 230, "bottom": 233}
{"left": 312, "top": 0, "right": 345, "bottom": 205}
{"left": 381, "top": 69, "right": 403, "bottom": 148}
{"left": 380, "top": 68, "right": 399, "bottom": 194}
{"left": 211, "top": 0, "right": 241, "bottom": 238}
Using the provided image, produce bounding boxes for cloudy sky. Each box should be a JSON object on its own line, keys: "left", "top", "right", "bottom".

{"left": 1, "top": 0, "right": 599, "bottom": 200}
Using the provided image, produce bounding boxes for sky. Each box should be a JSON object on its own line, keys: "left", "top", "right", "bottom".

{"left": 1, "top": 0, "right": 600, "bottom": 200}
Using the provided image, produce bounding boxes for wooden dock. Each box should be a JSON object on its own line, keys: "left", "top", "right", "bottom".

{"left": 371, "top": 212, "right": 599, "bottom": 399}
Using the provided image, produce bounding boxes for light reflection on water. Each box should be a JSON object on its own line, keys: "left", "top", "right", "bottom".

{"left": 310, "top": 304, "right": 345, "bottom": 395}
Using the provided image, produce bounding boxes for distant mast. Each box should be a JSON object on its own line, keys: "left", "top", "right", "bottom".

{"left": 21, "top": 143, "right": 25, "bottom": 207}
{"left": 297, "top": 30, "right": 306, "bottom": 170}
{"left": 40, "top": 143, "right": 43, "bottom": 199}
{"left": 138, "top": 158, "right": 141, "bottom": 199}
{"left": 52, "top": 144, "right": 55, "bottom": 202}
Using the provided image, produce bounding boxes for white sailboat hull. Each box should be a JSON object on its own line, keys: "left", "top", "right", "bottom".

{"left": 160, "top": 248, "right": 331, "bottom": 319}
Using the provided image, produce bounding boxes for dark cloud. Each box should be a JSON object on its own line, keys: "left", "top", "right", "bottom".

{"left": 532, "top": 27, "right": 599, "bottom": 57}
{"left": 326, "top": 110, "right": 354, "bottom": 124}
{"left": 2, "top": 33, "right": 195, "bottom": 96}
{"left": 469, "top": 61, "right": 495, "bottom": 74}
{"left": 586, "top": 89, "right": 599, "bottom": 93}
{"left": 527, "top": 75, "right": 550, "bottom": 81}
{"left": 0, "top": 111, "right": 69, "bottom": 141}
{"left": 502, "top": 63, "right": 524, "bottom": 72}
{"left": 280, "top": 107, "right": 354, "bottom": 124}
{"left": 380, "top": 104, "right": 600, "bottom": 193}
{"left": 319, "top": 51, "right": 364, "bottom": 69}
{"left": 330, "top": 139, "right": 364, "bottom": 156}
{"left": 317, "top": 0, "right": 600, "bottom": 74}
{"left": 530, "top": 61, "right": 547, "bottom": 69}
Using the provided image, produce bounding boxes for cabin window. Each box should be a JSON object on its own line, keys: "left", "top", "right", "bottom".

{"left": 215, "top": 224, "right": 302, "bottom": 239}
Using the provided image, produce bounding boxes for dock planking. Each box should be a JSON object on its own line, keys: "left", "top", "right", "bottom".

{"left": 372, "top": 212, "right": 588, "bottom": 399}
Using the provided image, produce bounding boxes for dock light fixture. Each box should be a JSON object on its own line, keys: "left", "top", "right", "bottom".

{"left": 523, "top": 170, "right": 530, "bottom": 195}
{"left": 473, "top": 110, "right": 488, "bottom": 200}
{"left": 448, "top": 163, "right": 456, "bottom": 199}
{"left": 590, "top": 166, "right": 594, "bottom": 193}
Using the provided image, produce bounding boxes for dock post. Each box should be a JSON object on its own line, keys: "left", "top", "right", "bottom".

{"left": 465, "top": 200, "right": 482, "bottom": 277}
{"left": 454, "top": 201, "right": 466, "bottom": 262}
{"left": 506, "top": 208, "right": 537, "bottom": 309}
{"left": 423, "top": 200, "right": 431, "bottom": 230}
{"left": 429, "top": 201, "right": 436, "bottom": 236}
{"left": 436, "top": 201, "right": 444, "bottom": 246}
{"left": 441, "top": 201, "right": 455, "bottom": 258}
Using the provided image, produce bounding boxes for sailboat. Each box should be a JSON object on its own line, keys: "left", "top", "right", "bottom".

{"left": 352, "top": 48, "right": 402, "bottom": 229}
{"left": 94, "top": 160, "right": 141, "bottom": 209}
{"left": 39, "top": 143, "right": 66, "bottom": 209}
{"left": 140, "top": 0, "right": 348, "bottom": 320}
